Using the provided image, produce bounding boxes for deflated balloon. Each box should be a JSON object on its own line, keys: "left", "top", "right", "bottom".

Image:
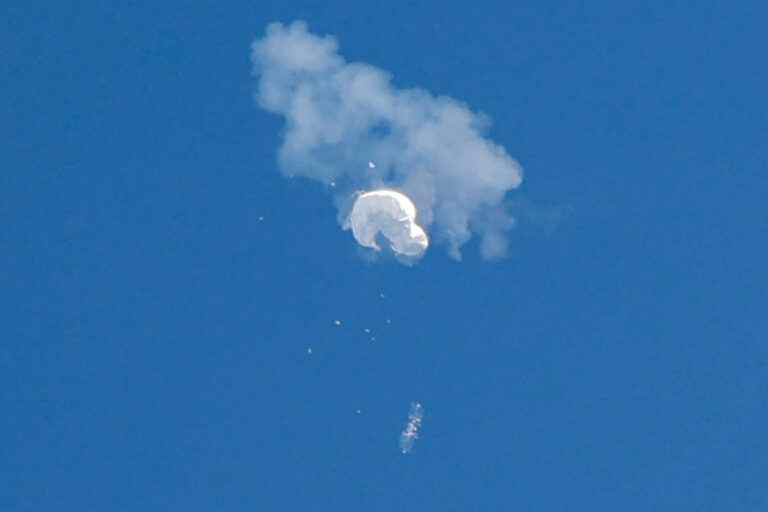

{"left": 349, "top": 190, "right": 429, "bottom": 257}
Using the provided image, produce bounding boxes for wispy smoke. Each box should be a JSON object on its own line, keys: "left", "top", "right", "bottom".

{"left": 251, "top": 21, "right": 524, "bottom": 260}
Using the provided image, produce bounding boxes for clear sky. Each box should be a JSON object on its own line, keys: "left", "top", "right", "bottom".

{"left": 3, "top": 2, "right": 767, "bottom": 510}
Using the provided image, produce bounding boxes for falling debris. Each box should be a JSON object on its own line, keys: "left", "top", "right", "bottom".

{"left": 399, "top": 402, "right": 424, "bottom": 454}
{"left": 334, "top": 320, "right": 342, "bottom": 326}
{"left": 251, "top": 21, "right": 524, "bottom": 261}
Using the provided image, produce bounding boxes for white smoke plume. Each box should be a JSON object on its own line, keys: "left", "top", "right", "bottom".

{"left": 251, "top": 21, "right": 524, "bottom": 260}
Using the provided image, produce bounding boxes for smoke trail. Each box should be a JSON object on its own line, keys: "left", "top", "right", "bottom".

{"left": 251, "top": 21, "right": 523, "bottom": 260}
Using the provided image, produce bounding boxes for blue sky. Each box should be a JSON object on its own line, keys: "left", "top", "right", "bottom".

{"left": 3, "top": 2, "right": 767, "bottom": 510}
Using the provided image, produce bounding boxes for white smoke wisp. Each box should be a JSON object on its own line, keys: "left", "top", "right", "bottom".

{"left": 251, "top": 21, "right": 524, "bottom": 260}
{"left": 348, "top": 189, "right": 428, "bottom": 258}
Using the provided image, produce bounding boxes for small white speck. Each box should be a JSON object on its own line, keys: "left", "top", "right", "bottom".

{"left": 368, "top": 161, "right": 376, "bottom": 169}
{"left": 370, "top": 336, "right": 376, "bottom": 342}
{"left": 364, "top": 328, "right": 371, "bottom": 334}
{"left": 334, "top": 320, "right": 342, "bottom": 326}
{"left": 329, "top": 181, "right": 337, "bottom": 188}
{"left": 379, "top": 292, "right": 386, "bottom": 299}
{"left": 356, "top": 409, "right": 362, "bottom": 414}
{"left": 386, "top": 319, "right": 391, "bottom": 324}
{"left": 307, "top": 347, "right": 313, "bottom": 354}
{"left": 258, "top": 216, "right": 264, "bottom": 221}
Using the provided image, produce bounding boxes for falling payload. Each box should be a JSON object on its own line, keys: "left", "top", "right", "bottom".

{"left": 348, "top": 190, "right": 429, "bottom": 257}
{"left": 399, "top": 402, "right": 424, "bottom": 454}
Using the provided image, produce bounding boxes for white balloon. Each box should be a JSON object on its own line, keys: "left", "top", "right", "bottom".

{"left": 348, "top": 190, "right": 429, "bottom": 257}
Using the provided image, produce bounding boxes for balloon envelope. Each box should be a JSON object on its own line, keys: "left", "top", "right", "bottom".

{"left": 349, "top": 190, "right": 429, "bottom": 257}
